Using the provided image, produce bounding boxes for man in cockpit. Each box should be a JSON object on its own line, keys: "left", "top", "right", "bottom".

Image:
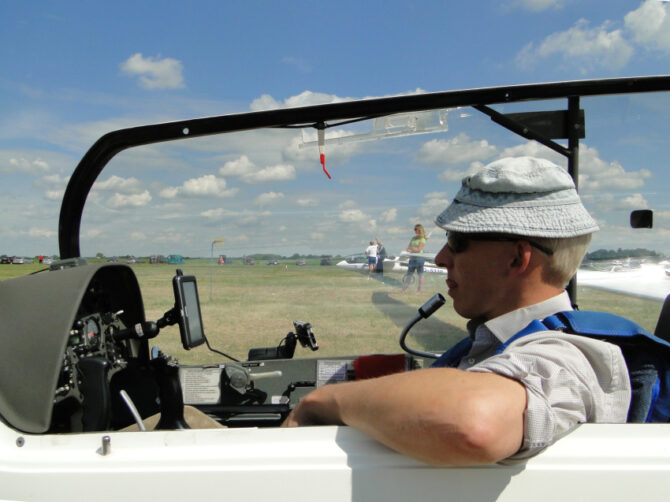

{"left": 282, "top": 156, "right": 631, "bottom": 466}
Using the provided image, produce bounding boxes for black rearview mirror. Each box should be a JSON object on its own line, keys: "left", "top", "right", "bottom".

{"left": 630, "top": 209, "right": 653, "bottom": 229}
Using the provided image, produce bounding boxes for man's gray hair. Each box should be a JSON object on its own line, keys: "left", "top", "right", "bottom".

{"left": 533, "top": 234, "right": 592, "bottom": 287}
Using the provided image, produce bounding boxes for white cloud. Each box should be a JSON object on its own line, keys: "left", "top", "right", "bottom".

{"left": 182, "top": 175, "right": 229, "bottom": 197}
{"left": 250, "top": 90, "right": 353, "bottom": 111}
{"left": 282, "top": 56, "right": 311, "bottom": 73}
{"left": 36, "top": 172, "right": 70, "bottom": 199}
{"left": 250, "top": 88, "right": 427, "bottom": 112}
{"left": 653, "top": 209, "right": 670, "bottom": 226}
{"left": 161, "top": 175, "right": 238, "bottom": 199}
{"left": 159, "top": 187, "right": 179, "bottom": 199}
{"left": 23, "top": 227, "right": 56, "bottom": 238}
{"left": 42, "top": 173, "right": 69, "bottom": 185}
{"left": 585, "top": 192, "right": 649, "bottom": 213}
{"left": 5, "top": 157, "right": 51, "bottom": 175}
{"left": 219, "top": 155, "right": 257, "bottom": 177}
{"left": 255, "top": 191, "right": 284, "bottom": 206}
{"left": 45, "top": 190, "right": 63, "bottom": 201}
{"left": 386, "top": 225, "right": 412, "bottom": 236}
{"left": 220, "top": 155, "right": 295, "bottom": 184}
{"left": 338, "top": 209, "right": 368, "bottom": 223}
{"left": 622, "top": 193, "right": 649, "bottom": 209}
{"left": 297, "top": 198, "right": 318, "bottom": 207}
{"left": 201, "top": 208, "right": 226, "bottom": 219}
{"left": 120, "top": 53, "right": 185, "bottom": 90}
{"left": 578, "top": 145, "right": 652, "bottom": 191}
{"left": 496, "top": 142, "right": 652, "bottom": 192}
{"left": 130, "top": 232, "right": 146, "bottom": 240}
{"left": 514, "top": 0, "right": 563, "bottom": 11}
{"left": 107, "top": 190, "right": 152, "bottom": 208}
{"left": 93, "top": 175, "right": 142, "bottom": 193}
{"left": 498, "top": 141, "right": 562, "bottom": 161}
{"left": 248, "top": 94, "right": 284, "bottom": 111}
{"left": 416, "top": 133, "right": 497, "bottom": 165}
{"left": 338, "top": 200, "right": 358, "bottom": 210}
{"left": 438, "top": 161, "right": 486, "bottom": 183}
{"left": 625, "top": 0, "right": 670, "bottom": 51}
{"left": 380, "top": 208, "right": 397, "bottom": 223}
{"left": 200, "top": 207, "right": 264, "bottom": 224}
{"left": 241, "top": 164, "right": 295, "bottom": 184}
{"left": 515, "top": 19, "right": 634, "bottom": 72}
{"left": 33, "top": 158, "right": 49, "bottom": 171}
{"left": 157, "top": 212, "right": 183, "bottom": 220}
{"left": 494, "top": 142, "right": 653, "bottom": 194}
{"left": 417, "top": 194, "right": 450, "bottom": 221}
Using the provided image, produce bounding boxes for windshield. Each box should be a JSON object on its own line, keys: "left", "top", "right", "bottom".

{"left": 10, "top": 90, "right": 670, "bottom": 365}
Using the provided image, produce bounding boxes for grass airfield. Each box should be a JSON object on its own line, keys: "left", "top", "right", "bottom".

{"left": 0, "top": 259, "right": 663, "bottom": 365}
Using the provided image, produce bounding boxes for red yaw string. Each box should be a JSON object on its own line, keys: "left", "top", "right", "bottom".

{"left": 318, "top": 127, "right": 331, "bottom": 179}
{"left": 320, "top": 153, "right": 330, "bottom": 179}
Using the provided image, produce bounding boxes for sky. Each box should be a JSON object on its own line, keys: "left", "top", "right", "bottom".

{"left": 2, "top": 0, "right": 670, "bottom": 258}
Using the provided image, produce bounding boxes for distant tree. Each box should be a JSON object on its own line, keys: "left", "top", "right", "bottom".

{"left": 95, "top": 252, "right": 104, "bottom": 259}
{"left": 586, "top": 248, "right": 663, "bottom": 261}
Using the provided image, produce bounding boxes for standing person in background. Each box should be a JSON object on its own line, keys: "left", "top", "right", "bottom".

{"left": 402, "top": 224, "right": 426, "bottom": 293}
{"left": 365, "top": 240, "right": 378, "bottom": 278}
{"left": 374, "top": 238, "right": 387, "bottom": 276}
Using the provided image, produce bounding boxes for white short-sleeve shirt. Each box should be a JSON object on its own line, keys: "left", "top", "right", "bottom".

{"left": 455, "top": 292, "right": 631, "bottom": 462}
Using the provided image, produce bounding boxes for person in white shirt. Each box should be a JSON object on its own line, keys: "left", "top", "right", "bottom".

{"left": 365, "top": 240, "right": 378, "bottom": 277}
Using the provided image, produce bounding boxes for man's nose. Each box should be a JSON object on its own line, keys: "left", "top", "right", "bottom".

{"left": 434, "top": 244, "right": 452, "bottom": 268}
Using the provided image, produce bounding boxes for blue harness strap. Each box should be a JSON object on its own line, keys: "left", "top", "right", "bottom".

{"left": 431, "top": 337, "right": 472, "bottom": 368}
{"left": 503, "top": 311, "right": 670, "bottom": 423}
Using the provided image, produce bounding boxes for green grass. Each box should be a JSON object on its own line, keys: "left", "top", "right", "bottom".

{"left": 0, "top": 261, "right": 663, "bottom": 365}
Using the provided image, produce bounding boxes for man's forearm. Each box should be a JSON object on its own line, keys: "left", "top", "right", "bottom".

{"left": 282, "top": 368, "right": 526, "bottom": 466}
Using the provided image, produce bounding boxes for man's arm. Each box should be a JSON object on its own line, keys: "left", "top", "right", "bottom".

{"left": 282, "top": 367, "right": 526, "bottom": 466}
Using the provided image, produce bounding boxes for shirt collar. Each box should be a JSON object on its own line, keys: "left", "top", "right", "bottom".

{"left": 479, "top": 291, "right": 573, "bottom": 343}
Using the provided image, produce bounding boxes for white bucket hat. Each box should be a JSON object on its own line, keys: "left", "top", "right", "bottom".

{"left": 434, "top": 156, "right": 599, "bottom": 238}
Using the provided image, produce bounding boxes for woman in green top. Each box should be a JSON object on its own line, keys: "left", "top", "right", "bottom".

{"left": 402, "top": 224, "right": 426, "bottom": 293}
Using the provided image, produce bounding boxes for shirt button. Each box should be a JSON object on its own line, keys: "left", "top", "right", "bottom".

{"left": 466, "top": 357, "right": 476, "bottom": 365}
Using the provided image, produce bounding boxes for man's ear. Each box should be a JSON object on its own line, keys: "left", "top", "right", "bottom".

{"left": 509, "top": 241, "right": 533, "bottom": 275}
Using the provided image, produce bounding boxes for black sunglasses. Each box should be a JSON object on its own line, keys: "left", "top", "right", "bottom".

{"left": 446, "top": 232, "right": 554, "bottom": 256}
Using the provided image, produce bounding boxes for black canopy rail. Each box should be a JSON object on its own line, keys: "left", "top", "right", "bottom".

{"left": 59, "top": 75, "right": 670, "bottom": 260}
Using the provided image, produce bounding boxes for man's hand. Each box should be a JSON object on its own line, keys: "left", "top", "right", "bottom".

{"left": 282, "top": 383, "right": 344, "bottom": 427}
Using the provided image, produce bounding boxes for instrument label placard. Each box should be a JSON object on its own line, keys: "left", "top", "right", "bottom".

{"left": 179, "top": 366, "right": 222, "bottom": 404}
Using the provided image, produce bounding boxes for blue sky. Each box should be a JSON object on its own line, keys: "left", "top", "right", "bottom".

{"left": 2, "top": 0, "right": 670, "bottom": 258}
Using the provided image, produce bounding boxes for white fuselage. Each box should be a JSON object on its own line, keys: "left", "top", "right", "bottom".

{"left": 2, "top": 420, "right": 670, "bottom": 501}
